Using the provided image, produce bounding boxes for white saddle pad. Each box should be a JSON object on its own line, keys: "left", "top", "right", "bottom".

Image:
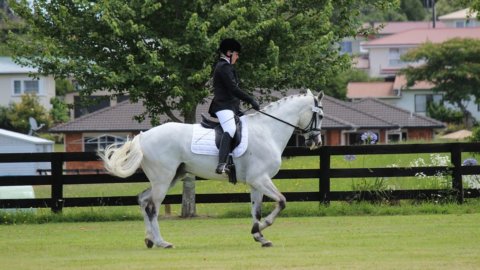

{"left": 191, "top": 116, "right": 248, "bottom": 158}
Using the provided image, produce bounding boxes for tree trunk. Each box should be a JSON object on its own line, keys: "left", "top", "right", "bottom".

{"left": 180, "top": 106, "right": 198, "bottom": 217}
{"left": 181, "top": 174, "right": 196, "bottom": 217}
{"left": 458, "top": 103, "right": 474, "bottom": 129}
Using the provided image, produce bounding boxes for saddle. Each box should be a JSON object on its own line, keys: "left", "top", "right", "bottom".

{"left": 200, "top": 114, "right": 242, "bottom": 184}
{"left": 200, "top": 114, "right": 243, "bottom": 150}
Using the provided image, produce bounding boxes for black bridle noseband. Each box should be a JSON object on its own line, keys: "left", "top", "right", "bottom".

{"left": 257, "top": 97, "right": 323, "bottom": 136}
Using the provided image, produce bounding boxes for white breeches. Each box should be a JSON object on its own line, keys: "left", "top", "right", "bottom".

{"left": 215, "top": 109, "right": 236, "bottom": 137}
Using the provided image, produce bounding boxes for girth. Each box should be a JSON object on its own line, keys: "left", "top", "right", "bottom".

{"left": 200, "top": 114, "right": 243, "bottom": 150}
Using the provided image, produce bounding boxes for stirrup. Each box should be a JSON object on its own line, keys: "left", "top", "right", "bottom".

{"left": 216, "top": 163, "right": 230, "bottom": 174}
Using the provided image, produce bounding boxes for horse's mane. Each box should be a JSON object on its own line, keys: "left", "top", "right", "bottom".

{"left": 252, "top": 92, "right": 312, "bottom": 115}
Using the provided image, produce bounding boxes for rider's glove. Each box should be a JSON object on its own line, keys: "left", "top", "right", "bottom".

{"left": 251, "top": 99, "right": 260, "bottom": 111}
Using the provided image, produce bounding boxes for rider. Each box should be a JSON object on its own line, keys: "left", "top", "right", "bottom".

{"left": 208, "top": 38, "right": 260, "bottom": 174}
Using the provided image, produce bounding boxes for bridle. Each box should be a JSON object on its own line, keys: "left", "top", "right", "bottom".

{"left": 257, "top": 97, "right": 323, "bottom": 136}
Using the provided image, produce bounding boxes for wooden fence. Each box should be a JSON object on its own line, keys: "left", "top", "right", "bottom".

{"left": 1, "top": 143, "right": 480, "bottom": 213}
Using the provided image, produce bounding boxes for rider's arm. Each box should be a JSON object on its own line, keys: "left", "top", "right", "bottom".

{"left": 218, "top": 64, "right": 255, "bottom": 104}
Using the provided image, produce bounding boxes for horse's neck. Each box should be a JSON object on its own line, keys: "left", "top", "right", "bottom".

{"left": 251, "top": 96, "right": 309, "bottom": 150}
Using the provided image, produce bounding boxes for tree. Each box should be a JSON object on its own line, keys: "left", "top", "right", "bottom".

{"left": 401, "top": 38, "right": 480, "bottom": 127}
{"left": 326, "top": 68, "right": 374, "bottom": 100}
{"left": 435, "top": 0, "right": 468, "bottom": 17}
{"left": 55, "top": 78, "right": 75, "bottom": 96}
{"left": 466, "top": 0, "right": 480, "bottom": 18}
{"left": 6, "top": 94, "right": 52, "bottom": 134}
{"left": 427, "top": 102, "right": 463, "bottom": 124}
{"left": 7, "top": 0, "right": 398, "bottom": 122}
{"left": 401, "top": 0, "right": 426, "bottom": 21}
{"left": 6, "top": 0, "right": 397, "bottom": 217}
{"left": 50, "top": 97, "right": 70, "bottom": 125}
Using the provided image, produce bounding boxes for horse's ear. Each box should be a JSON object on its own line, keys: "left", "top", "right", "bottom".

{"left": 317, "top": 91, "right": 324, "bottom": 101}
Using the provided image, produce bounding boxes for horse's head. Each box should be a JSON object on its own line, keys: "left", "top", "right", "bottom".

{"left": 299, "top": 90, "right": 324, "bottom": 150}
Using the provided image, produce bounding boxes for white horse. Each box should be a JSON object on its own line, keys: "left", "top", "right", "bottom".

{"left": 99, "top": 89, "right": 324, "bottom": 248}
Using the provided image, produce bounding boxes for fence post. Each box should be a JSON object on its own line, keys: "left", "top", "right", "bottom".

{"left": 319, "top": 147, "right": 331, "bottom": 205}
{"left": 451, "top": 144, "right": 463, "bottom": 204}
{"left": 51, "top": 155, "right": 64, "bottom": 213}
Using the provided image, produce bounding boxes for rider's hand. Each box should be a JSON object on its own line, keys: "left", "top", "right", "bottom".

{"left": 251, "top": 99, "right": 260, "bottom": 111}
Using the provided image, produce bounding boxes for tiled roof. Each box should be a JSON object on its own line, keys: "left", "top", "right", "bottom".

{"left": 50, "top": 100, "right": 155, "bottom": 132}
{"left": 352, "top": 98, "right": 445, "bottom": 128}
{"left": 363, "top": 27, "right": 480, "bottom": 47}
{"left": 50, "top": 92, "right": 445, "bottom": 133}
{"left": 322, "top": 96, "right": 396, "bottom": 129}
{"left": 438, "top": 8, "right": 478, "bottom": 20}
{"left": 374, "top": 21, "right": 446, "bottom": 35}
{"left": 393, "top": 75, "right": 434, "bottom": 90}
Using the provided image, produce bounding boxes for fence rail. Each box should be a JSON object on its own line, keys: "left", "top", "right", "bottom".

{"left": 1, "top": 143, "right": 480, "bottom": 212}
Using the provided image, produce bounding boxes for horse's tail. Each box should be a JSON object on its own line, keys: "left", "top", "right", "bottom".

{"left": 98, "top": 135, "right": 143, "bottom": 178}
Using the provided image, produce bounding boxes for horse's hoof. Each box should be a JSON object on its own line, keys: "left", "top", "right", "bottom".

{"left": 261, "top": 241, "right": 273, "bottom": 247}
{"left": 158, "top": 241, "right": 174, "bottom": 249}
{"left": 145, "top": 238, "right": 154, "bottom": 249}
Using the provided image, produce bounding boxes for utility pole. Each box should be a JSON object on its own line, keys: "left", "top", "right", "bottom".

{"left": 432, "top": 0, "right": 436, "bottom": 28}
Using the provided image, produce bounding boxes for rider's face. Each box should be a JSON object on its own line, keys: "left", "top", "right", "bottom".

{"left": 229, "top": 51, "right": 239, "bottom": 64}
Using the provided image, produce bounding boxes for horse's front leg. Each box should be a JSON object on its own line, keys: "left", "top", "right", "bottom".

{"left": 250, "top": 188, "right": 271, "bottom": 247}
{"left": 250, "top": 179, "right": 286, "bottom": 247}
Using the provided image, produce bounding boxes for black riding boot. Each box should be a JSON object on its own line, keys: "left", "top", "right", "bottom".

{"left": 216, "top": 132, "right": 233, "bottom": 174}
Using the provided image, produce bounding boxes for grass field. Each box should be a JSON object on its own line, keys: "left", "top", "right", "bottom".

{"left": 0, "top": 214, "right": 479, "bottom": 270}
{"left": 1, "top": 144, "right": 480, "bottom": 269}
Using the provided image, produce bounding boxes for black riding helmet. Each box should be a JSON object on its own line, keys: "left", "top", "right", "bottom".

{"left": 219, "top": 38, "right": 242, "bottom": 54}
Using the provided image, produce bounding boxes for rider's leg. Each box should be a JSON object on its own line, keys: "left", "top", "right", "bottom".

{"left": 215, "top": 110, "right": 236, "bottom": 174}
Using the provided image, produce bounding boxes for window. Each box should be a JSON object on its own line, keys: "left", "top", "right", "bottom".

{"left": 388, "top": 48, "right": 409, "bottom": 66}
{"left": 387, "top": 131, "right": 407, "bottom": 143}
{"left": 455, "top": 21, "right": 465, "bottom": 28}
{"left": 74, "top": 96, "right": 111, "bottom": 118}
{"left": 83, "top": 135, "right": 126, "bottom": 152}
{"left": 340, "top": 41, "right": 352, "bottom": 54}
{"left": 12, "top": 79, "right": 40, "bottom": 95}
{"left": 414, "top": 94, "right": 443, "bottom": 113}
{"left": 359, "top": 41, "right": 368, "bottom": 54}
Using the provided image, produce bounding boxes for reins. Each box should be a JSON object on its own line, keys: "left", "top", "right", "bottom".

{"left": 254, "top": 97, "right": 323, "bottom": 135}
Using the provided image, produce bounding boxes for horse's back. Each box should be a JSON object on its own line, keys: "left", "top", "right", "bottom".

{"left": 139, "top": 122, "right": 193, "bottom": 163}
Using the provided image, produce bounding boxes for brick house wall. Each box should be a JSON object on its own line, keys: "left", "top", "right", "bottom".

{"left": 64, "top": 132, "right": 103, "bottom": 171}
{"left": 325, "top": 130, "right": 342, "bottom": 146}
{"left": 407, "top": 128, "right": 434, "bottom": 141}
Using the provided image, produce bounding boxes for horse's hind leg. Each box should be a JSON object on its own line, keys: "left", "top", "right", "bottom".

{"left": 138, "top": 184, "right": 172, "bottom": 248}
{"left": 250, "top": 178, "right": 286, "bottom": 247}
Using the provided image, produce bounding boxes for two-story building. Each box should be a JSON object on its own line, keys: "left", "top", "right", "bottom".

{"left": 347, "top": 8, "right": 480, "bottom": 120}
{"left": 0, "top": 57, "right": 56, "bottom": 110}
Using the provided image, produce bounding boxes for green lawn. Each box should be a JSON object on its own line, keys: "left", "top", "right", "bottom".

{"left": 1, "top": 214, "right": 479, "bottom": 270}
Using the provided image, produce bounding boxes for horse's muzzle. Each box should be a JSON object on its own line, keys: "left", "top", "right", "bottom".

{"left": 305, "top": 134, "right": 322, "bottom": 150}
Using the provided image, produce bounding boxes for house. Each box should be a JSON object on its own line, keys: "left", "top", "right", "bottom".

{"left": 362, "top": 27, "right": 480, "bottom": 78}
{"left": 373, "top": 21, "right": 446, "bottom": 38}
{"left": 50, "top": 93, "right": 444, "bottom": 171}
{"left": 438, "top": 8, "right": 479, "bottom": 28}
{"left": 0, "top": 57, "right": 56, "bottom": 110}
{"left": 347, "top": 75, "right": 480, "bottom": 119}
{"left": 321, "top": 95, "right": 444, "bottom": 145}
